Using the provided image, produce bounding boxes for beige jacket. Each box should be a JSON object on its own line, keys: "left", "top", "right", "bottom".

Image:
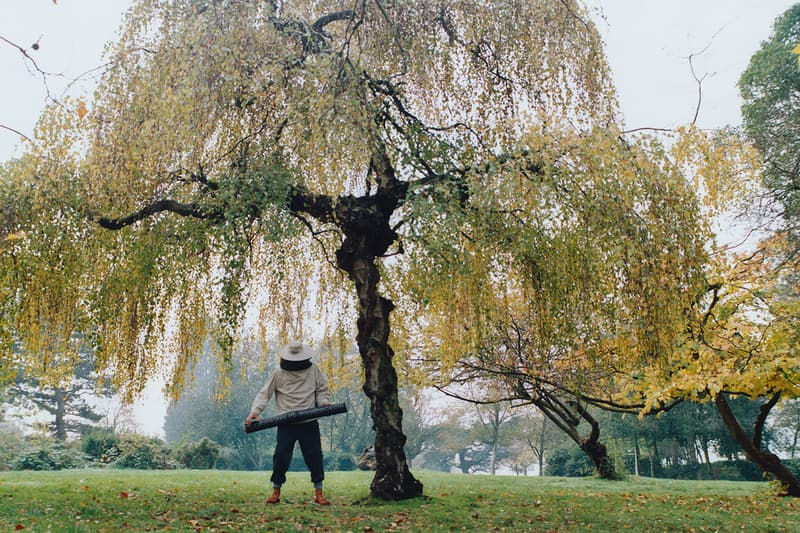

{"left": 250, "top": 364, "right": 331, "bottom": 418}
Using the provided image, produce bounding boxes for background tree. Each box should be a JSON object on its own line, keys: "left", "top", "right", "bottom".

{"left": 0, "top": 0, "right": 615, "bottom": 500}
{"left": 393, "top": 122, "right": 716, "bottom": 479}
{"left": 740, "top": 4, "right": 800, "bottom": 244}
{"left": 398, "top": 387, "right": 440, "bottom": 469}
{"left": 164, "top": 341, "right": 278, "bottom": 470}
{"left": 503, "top": 408, "right": 564, "bottom": 476}
{"left": 471, "top": 401, "right": 516, "bottom": 476}
{"left": 321, "top": 371, "right": 374, "bottom": 462}
{"left": 772, "top": 400, "right": 800, "bottom": 460}
{"left": 6, "top": 339, "right": 112, "bottom": 440}
{"left": 410, "top": 403, "right": 497, "bottom": 475}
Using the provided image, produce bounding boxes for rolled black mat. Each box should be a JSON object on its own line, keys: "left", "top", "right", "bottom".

{"left": 244, "top": 403, "right": 348, "bottom": 433}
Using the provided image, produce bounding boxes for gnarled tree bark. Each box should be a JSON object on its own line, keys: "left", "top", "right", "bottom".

{"left": 329, "top": 146, "right": 422, "bottom": 500}
{"left": 715, "top": 393, "right": 800, "bottom": 497}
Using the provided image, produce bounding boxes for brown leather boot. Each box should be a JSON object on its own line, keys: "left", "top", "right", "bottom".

{"left": 266, "top": 488, "right": 280, "bottom": 504}
{"left": 313, "top": 488, "right": 331, "bottom": 505}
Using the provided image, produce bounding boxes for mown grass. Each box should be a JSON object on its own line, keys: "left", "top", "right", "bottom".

{"left": 1, "top": 469, "right": 799, "bottom": 532}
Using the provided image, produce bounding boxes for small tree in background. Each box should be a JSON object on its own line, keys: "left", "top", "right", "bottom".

{"left": 6, "top": 339, "right": 112, "bottom": 440}
{"left": 164, "top": 340, "right": 278, "bottom": 471}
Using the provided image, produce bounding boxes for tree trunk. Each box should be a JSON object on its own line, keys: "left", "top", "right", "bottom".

{"left": 633, "top": 437, "right": 640, "bottom": 476}
{"left": 701, "top": 437, "right": 712, "bottom": 475}
{"left": 325, "top": 143, "right": 421, "bottom": 500}
{"left": 650, "top": 439, "right": 659, "bottom": 477}
{"left": 715, "top": 394, "right": 800, "bottom": 497}
{"left": 54, "top": 388, "right": 67, "bottom": 441}
{"left": 490, "top": 438, "right": 497, "bottom": 475}
{"left": 580, "top": 437, "right": 616, "bottom": 480}
{"left": 340, "top": 253, "right": 422, "bottom": 500}
{"left": 574, "top": 402, "right": 618, "bottom": 480}
{"left": 538, "top": 419, "right": 546, "bottom": 476}
{"left": 457, "top": 450, "right": 471, "bottom": 474}
{"left": 490, "top": 411, "right": 499, "bottom": 476}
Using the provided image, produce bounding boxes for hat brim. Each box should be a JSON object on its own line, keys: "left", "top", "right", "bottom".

{"left": 279, "top": 342, "right": 314, "bottom": 361}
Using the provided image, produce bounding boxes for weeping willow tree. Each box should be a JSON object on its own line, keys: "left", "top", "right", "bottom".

{"left": 390, "top": 125, "right": 715, "bottom": 479}
{"left": 0, "top": 0, "right": 615, "bottom": 499}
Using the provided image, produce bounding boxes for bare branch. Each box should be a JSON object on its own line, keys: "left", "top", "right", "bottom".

{"left": 95, "top": 199, "right": 221, "bottom": 230}
{"left": 0, "top": 124, "right": 32, "bottom": 143}
{"left": 312, "top": 10, "right": 356, "bottom": 34}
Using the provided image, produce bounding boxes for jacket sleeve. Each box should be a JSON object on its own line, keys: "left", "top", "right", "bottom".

{"left": 314, "top": 366, "right": 331, "bottom": 406}
{"left": 250, "top": 372, "right": 277, "bottom": 415}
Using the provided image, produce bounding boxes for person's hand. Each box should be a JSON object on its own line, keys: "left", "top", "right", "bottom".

{"left": 245, "top": 412, "right": 259, "bottom": 425}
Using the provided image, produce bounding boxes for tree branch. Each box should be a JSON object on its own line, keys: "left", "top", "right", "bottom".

{"left": 755, "top": 392, "right": 781, "bottom": 450}
{"left": 288, "top": 186, "right": 336, "bottom": 224}
{"left": 312, "top": 10, "right": 356, "bottom": 34}
{"left": 0, "top": 123, "right": 32, "bottom": 142}
{"left": 96, "top": 199, "right": 221, "bottom": 230}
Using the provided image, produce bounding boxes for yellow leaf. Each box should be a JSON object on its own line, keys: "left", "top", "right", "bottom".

{"left": 77, "top": 101, "right": 88, "bottom": 120}
{"left": 792, "top": 44, "right": 800, "bottom": 69}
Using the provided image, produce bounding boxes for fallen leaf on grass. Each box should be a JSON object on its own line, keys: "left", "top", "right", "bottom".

{"left": 15, "top": 526, "right": 25, "bottom": 531}
{"left": 120, "top": 491, "right": 129, "bottom": 499}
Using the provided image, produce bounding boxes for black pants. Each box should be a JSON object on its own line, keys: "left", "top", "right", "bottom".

{"left": 270, "top": 420, "right": 324, "bottom": 486}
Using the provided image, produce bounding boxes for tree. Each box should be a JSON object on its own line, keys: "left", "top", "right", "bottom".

{"left": 321, "top": 368, "right": 374, "bottom": 461}
{"left": 398, "top": 387, "right": 439, "bottom": 469}
{"left": 0, "top": 0, "right": 615, "bottom": 500}
{"left": 392, "top": 117, "right": 718, "bottom": 479}
{"left": 6, "top": 339, "right": 112, "bottom": 440}
{"left": 472, "top": 401, "right": 516, "bottom": 475}
{"left": 740, "top": 4, "right": 800, "bottom": 243}
{"left": 501, "top": 406, "right": 564, "bottom": 476}
{"left": 616, "top": 235, "right": 800, "bottom": 495}
{"left": 772, "top": 400, "right": 800, "bottom": 460}
{"left": 519, "top": 409, "right": 563, "bottom": 476}
{"left": 409, "top": 402, "right": 499, "bottom": 475}
{"left": 164, "top": 339, "right": 282, "bottom": 470}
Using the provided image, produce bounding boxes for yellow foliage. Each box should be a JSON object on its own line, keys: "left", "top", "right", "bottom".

{"left": 1, "top": 0, "right": 619, "bottom": 399}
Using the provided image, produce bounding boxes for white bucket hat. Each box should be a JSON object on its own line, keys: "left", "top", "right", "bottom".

{"left": 279, "top": 340, "right": 314, "bottom": 362}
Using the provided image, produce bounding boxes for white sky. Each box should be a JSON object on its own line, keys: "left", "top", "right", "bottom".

{"left": 1, "top": 0, "right": 798, "bottom": 436}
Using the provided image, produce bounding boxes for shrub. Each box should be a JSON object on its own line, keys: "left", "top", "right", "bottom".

{"left": 545, "top": 447, "right": 594, "bottom": 477}
{"left": 0, "top": 423, "right": 24, "bottom": 468}
{"left": 659, "top": 460, "right": 762, "bottom": 482}
{"left": 114, "top": 433, "right": 177, "bottom": 470}
{"left": 174, "top": 437, "right": 221, "bottom": 469}
{"left": 324, "top": 451, "right": 357, "bottom": 471}
{"left": 12, "top": 439, "right": 87, "bottom": 471}
{"left": 81, "top": 428, "right": 119, "bottom": 465}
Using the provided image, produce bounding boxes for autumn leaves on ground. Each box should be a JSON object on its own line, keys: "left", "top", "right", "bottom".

{"left": 1, "top": 470, "right": 798, "bottom": 532}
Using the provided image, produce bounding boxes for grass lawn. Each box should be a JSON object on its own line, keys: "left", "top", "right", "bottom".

{"left": 1, "top": 469, "right": 799, "bottom": 532}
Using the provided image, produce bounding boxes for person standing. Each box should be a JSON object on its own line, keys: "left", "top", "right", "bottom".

{"left": 245, "top": 340, "right": 332, "bottom": 505}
